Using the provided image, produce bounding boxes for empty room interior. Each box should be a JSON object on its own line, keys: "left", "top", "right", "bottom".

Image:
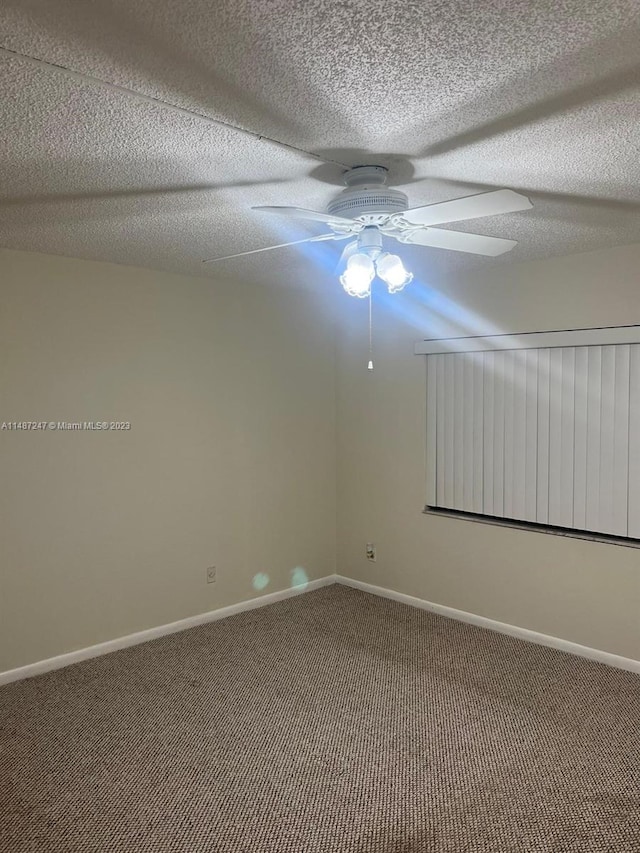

{"left": 1, "top": 2, "right": 639, "bottom": 851}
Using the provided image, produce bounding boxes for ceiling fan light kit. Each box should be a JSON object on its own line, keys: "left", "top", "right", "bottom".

{"left": 204, "top": 163, "right": 533, "bottom": 299}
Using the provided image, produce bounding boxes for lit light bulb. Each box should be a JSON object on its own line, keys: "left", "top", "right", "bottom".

{"left": 376, "top": 253, "right": 413, "bottom": 293}
{"left": 339, "top": 253, "right": 375, "bottom": 298}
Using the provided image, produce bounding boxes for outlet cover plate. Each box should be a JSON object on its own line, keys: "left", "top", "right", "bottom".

{"left": 366, "top": 543, "right": 376, "bottom": 562}
{"left": 207, "top": 566, "right": 217, "bottom": 583}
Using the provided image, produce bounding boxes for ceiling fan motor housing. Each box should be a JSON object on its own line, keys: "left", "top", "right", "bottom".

{"left": 328, "top": 165, "right": 408, "bottom": 223}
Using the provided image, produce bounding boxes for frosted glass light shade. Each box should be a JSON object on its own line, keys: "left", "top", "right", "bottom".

{"left": 376, "top": 253, "right": 413, "bottom": 292}
{"left": 340, "top": 253, "right": 375, "bottom": 298}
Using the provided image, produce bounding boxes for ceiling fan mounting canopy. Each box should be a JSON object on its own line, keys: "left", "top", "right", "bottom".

{"left": 342, "top": 165, "right": 389, "bottom": 187}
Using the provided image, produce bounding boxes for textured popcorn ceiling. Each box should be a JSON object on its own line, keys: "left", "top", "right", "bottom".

{"left": 0, "top": 0, "right": 639, "bottom": 289}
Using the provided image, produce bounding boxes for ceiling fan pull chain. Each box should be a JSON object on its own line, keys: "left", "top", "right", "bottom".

{"left": 368, "top": 287, "right": 374, "bottom": 371}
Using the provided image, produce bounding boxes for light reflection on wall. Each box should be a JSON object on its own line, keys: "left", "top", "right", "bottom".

{"left": 375, "top": 276, "right": 503, "bottom": 341}
{"left": 261, "top": 217, "right": 347, "bottom": 282}
{"left": 290, "top": 567, "right": 309, "bottom": 589}
{"left": 252, "top": 572, "right": 270, "bottom": 591}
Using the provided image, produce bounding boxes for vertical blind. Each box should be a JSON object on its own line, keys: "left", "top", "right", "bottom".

{"left": 426, "top": 343, "right": 640, "bottom": 538}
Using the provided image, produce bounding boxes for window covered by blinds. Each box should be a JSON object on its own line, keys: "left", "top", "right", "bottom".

{"left": 426, "top": 342, "right": 640, "bottom": 538}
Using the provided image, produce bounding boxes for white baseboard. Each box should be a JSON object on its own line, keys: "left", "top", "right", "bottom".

{"left": 0, "top": 575, "right": 337, "bottom": 687}
{"left": 4, "top": 573, "right": 637, "bottom": 686}
{"left": 335, "top": 575, "right": 640, "bottom": 675}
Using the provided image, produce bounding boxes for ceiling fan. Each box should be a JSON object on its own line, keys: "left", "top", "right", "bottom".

{"left": 204, "top": 165, "right": 533, "bottom": 297}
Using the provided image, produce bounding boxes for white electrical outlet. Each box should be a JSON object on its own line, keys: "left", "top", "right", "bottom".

{"left": 366, "top": 543, "right": 376, "bottom": 562}
{"left": 207, "top": 566, "right": 217, "bottom": 584}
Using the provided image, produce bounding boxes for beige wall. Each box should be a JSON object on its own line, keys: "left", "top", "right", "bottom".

{"left": 3, "top": 241, "right": 639, "bottom": 673}
{"left": 336, "top": 242, "right": 640, "bottom": 661}
{"left": 0, "top": 249, "right": 336, "bottom": 671}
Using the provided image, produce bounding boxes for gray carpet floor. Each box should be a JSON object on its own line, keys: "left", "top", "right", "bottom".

{"left": 1, "top": 584, "right": 639, "bottom": 852}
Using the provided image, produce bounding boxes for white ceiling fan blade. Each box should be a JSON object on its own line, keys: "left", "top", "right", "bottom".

{"left": 203, "top": 233, "right": 348, "bottom": 264}
{"left": 252, "top": 205, "right": 356, "bottom": 227}
{"left": 398, "top": 228, "right": 517, "bottom": 256}
{"left": 402, "top": 189, "right": 532, "bottom": 226}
